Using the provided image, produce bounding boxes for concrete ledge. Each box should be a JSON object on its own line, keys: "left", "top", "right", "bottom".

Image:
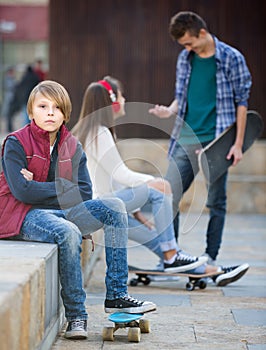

{"left": 0, "top": 229, "right": 104, "bottom": 350}
{"left": 179, "top": 174, "right": 266, "bottom": 214}
{"left": 0, "top": 241, "right": 63, "bottom": 350}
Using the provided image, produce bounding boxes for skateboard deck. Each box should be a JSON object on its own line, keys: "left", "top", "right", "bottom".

{"left": 198, "top": 110, "right": 263, "bottom": 184}
{"left": 128, "top": 265, "right": 223, "bottom": 291}
{"left": 103, "top": 312, "right": 150, "bottom": 342}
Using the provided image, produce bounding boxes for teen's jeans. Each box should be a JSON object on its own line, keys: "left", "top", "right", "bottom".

{"left": 20, "top": 198, "right": 128, "bottom": 321}
{"left": 113, "top": 184, "right": 178, "bottom": 261}
{"left": 165, "top": 142, "right": 227, "bottom": 261}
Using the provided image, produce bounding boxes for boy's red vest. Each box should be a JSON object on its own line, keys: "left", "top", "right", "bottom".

{"left": 0, "top": 122, "right": 77, "bottom": 238}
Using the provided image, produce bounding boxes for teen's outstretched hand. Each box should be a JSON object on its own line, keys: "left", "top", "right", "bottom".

{"left": 149, "top": 104, "right": 173, "bottom": 118}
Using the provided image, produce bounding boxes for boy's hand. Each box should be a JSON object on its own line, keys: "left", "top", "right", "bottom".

{"left": 20, "top": 168, "right": 34, "bottom": 181}
{"left": 149, "top": 105, "right": 173, "bottom": 119}
{"left": 226, "top": 144, "right": 243, "bottom": 166}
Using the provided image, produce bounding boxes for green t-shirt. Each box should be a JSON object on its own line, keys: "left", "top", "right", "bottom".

{"left": 179, "top": 54, "right": 217, "bottom": 144}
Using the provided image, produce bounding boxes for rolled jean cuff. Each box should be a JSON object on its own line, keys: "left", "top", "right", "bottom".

{"left": 160, "top": 238, "right": 178, "bottom": 252}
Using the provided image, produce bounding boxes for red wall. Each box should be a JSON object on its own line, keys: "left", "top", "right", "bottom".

{"left": 0, "top": 5, "right": 48, "bottom": 41}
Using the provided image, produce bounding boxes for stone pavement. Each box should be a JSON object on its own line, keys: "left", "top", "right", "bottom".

{"left": 51, "top": 213, "right": 266, "bottom": 350}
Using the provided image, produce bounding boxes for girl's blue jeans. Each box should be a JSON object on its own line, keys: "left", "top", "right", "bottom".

{"left": 113, "top": 184, "right": 178, "bottom": 263}
{"left": 20, "top": 198, "right": 128, "bottom": 321}
{"left": 165, "top": 142, "right": 227, "bottom": 261}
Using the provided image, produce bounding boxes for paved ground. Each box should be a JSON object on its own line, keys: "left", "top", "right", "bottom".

{"left": 51, "top": 213, "right": 266, "bottom": 350}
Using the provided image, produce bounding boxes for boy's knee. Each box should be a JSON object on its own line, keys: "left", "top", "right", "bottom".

{"left": 58, "top": 222, "right": 82, "bottom": 246}
{"left": 102, "top": 197, "right": 126, "bottom": 214}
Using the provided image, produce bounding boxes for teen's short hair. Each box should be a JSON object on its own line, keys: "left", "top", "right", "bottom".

{"left": 27, "top": 80, "right": 72, "bottom": 123}
{"left": 169, "top": 11, "right": 208, "bottom": 40}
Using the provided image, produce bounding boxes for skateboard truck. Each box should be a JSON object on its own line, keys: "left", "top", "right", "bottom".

{"left": 102, "top": 312, "right": 150, "bottom": 342}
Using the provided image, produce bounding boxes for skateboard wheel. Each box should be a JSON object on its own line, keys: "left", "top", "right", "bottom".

{"left": 198, "top": 279, "right": 207, "bottom": 289}
{"left": 129, "top": 278, "right": 138, "bottom": 286}
{"left": 142, "top": 277, "right": 151, "bottom": 285}
{"left": 139, "top": 319, "right": 150, "bottom": 333}
{"left": 128, "top": 327, "right": 141, "bottom": 342}
{"left": 186, "top": 282, "right": 195, "bottom": 291}
{"left": 102, "top": 326, "right": 114, "bottom": 341}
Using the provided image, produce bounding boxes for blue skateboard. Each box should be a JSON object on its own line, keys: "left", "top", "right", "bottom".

{"left": 102, "top": 312, "right": 150, "bottom": 342}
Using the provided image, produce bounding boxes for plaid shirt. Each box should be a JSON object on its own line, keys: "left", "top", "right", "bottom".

{"left": 169, "top": 36, "right": 252, "bottom": 156}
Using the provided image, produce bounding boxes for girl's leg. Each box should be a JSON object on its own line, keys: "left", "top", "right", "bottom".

{"left": 114, "top": 183, "right": 177, "bottom": 257}
{"left": 146, "top": 179, "right": 207, "bottom": 271}
{"left": 113, "top": 185, "right": 163, "bottom": 259}
{"left": 20, "top": 209, "right": 87, "bottom": 321}
{"left": 113, "top": 183, "right": 205, "bottom": 272}
{"left": 127, "top": 214, "right": 164, "bottom": 262}
{"left": 114, "top": 184, "right": 150, "bottom": 213}
{"left": 146, "top": 178, "right": 178, "bottom": 257}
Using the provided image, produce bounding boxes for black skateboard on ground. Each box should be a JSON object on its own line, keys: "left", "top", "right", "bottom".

{"left": 128, "top": 265, "right": 223, "bottom": 291}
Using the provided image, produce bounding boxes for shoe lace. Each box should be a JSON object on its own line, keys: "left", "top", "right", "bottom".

{"left": 123, "top": 295, "right": 143, "bottom": 306}
{"left": 70, "top": 319, "right": 86, "bottom": 330}
{"left": 222, "top": 266, "right": 237, "bottom": 273}
{"left": 177, "top": 250, "right": 196, "bottom": 262}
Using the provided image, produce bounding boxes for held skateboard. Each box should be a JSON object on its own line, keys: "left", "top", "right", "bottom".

{"left": 198, "top": 110, "right": 263, "bottom": 184}
{"left": 128, "top": 265, "right": 223, "bottom": 291}
{"left": 102, "top": 312, "right": 150, "bottom": 342}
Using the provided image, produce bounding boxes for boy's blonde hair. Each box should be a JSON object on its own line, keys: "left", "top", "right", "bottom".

{"left": 27, "top": 80, "right": 72, "bottom": 123}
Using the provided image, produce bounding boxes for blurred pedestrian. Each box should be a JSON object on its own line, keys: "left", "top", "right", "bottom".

{"left": 1, "top": 66, "right": 17, "bottom": 132}
{"left": 34, "top": 59, "right": 47, "bottom": 81}
{"left": 7, "top": 65, "right": 40, "bottom": 128}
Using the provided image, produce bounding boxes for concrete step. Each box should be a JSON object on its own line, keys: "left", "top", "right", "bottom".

{"left": 0, "top": 230, "right": 103, "bottom": 350}
{"left": 0, "top": 241, "right": 63, "bottom": 350}
{"left": 118, "top": 139, "right": 266, "bottom": 176}
{"left": 180, "top": 173, "right": 266, "bottom": 214}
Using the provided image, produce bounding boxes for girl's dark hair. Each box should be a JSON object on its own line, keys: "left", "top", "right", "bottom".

{"left": 169, "top": 11, "right": 208, "bottom": 40}
{"left": 72, "top": 76, "right": 122, "bottom": 149}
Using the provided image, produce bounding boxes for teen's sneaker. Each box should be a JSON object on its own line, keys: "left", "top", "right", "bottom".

{"left": 65, "top": 319, "right": 88, "bottom": 339}
{"left": 214, "top": 263, "right": 249, "bottom": 287}
{"left": 105, "top": 295, "right": 156, "bottom": 314}
{"left": 164, "top": 250, "right": 207, "bottom": 273}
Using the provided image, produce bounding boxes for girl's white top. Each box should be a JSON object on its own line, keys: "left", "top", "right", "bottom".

{"left": 85, "top": 126, "right": 154, "bottom": 198}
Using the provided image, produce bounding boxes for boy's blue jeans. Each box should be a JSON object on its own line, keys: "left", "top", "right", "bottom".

{"left": 165, "top": 142, "right": 227, "bottom": 261}
{"left": 20, "top": 198, "right": 128, "bottom": 321}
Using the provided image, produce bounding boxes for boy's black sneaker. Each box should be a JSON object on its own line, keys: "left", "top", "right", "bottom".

{"left": 214, "top": 263, "right": 249, "bottom": 286}
{"left": 65, "top": 319, "right": 88, "bottom": 339}
{"left": 164, "top": 250, "right": 207, "bottom": 273}
{"left": 105, "top": 295, "right": 156, "bottom": 314}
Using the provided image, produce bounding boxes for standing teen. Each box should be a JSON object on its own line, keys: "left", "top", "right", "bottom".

{"left": 149, "top": 11, "right": 252, "bottom": 267}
